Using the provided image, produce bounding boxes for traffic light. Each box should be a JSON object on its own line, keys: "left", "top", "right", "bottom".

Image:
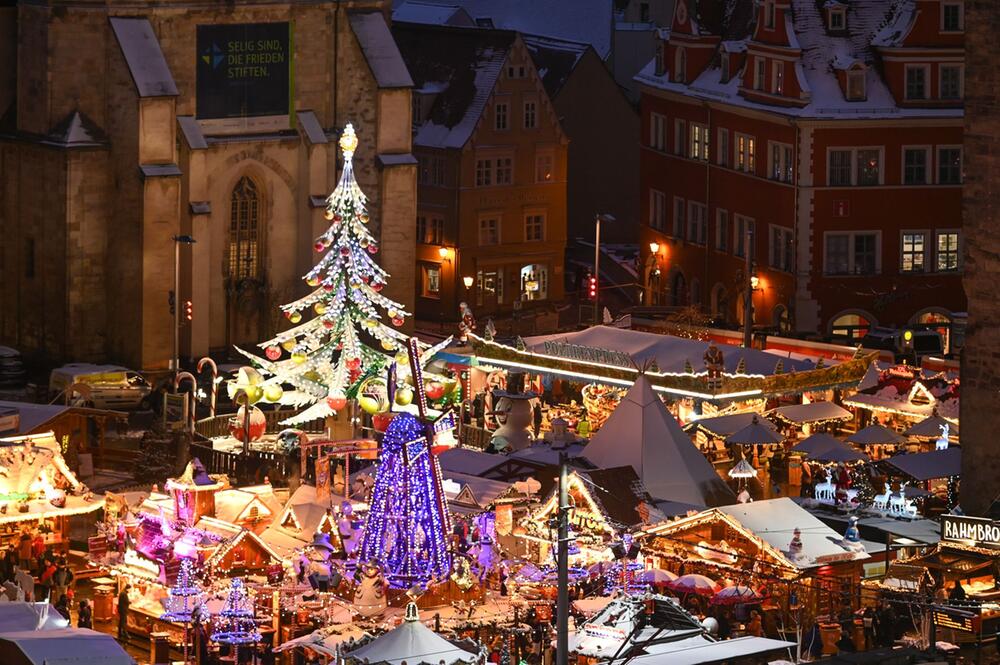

{"left": 184, "top": 300, "right": 193, "bottom": 322}
{"left": 587, "top": 274, "right": 598, "bottom": 300}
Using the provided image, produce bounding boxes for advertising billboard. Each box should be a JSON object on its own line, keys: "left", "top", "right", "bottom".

{"left": 196, "top": 22, "right": 292, "bottom": 120}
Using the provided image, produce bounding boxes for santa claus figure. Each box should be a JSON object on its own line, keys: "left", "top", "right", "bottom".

{"left": 458, "top": 302, "right": 476, "bottom": 343}
{"left": 703, "top": 344, "right": 725, "bottom": 391}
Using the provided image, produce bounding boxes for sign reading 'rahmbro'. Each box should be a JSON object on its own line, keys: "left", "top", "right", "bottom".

{"left": 941, "top": 515, "right": 1000, "bottom": 548}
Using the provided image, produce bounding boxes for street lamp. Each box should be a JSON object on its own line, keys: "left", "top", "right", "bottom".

{"left": 593, "top": 213, "right": 616, "bottom": 324}
{"left": 649, "top": 241, "right": 660, "bottom": 254}
{"left": 173, "top": 234, "right": 196, "bottom": 373}
{"left": 462, "top": 275, "right": 474, "bottom": 289}
{"left": 438, "top": 246, "right": 450, "bottom": 260}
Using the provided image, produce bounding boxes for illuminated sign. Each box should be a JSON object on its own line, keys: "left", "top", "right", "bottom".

{"left": 583, "top": 624, "right": 627, "bottom": 640}
{"left": 941, "top": 515, "right": 1000, "bottom": 548}
{"left": 196, "top": 23, "right": 292, "bottom": 120}
{"left": 932, "top": 604, "right": 979, "bottom": 633}
{"left": 541, "top": 341, "right": 634, "bottom": 369}
{"left": 813, "top": 551, "right": 858, "bottom": 565}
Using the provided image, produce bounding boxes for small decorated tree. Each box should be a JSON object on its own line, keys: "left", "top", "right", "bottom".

{"left": 211, "top": 578, "right": 260, "bottom": 647}
{"left": 239, "top": 123, "right": 414, "bottom": 425}
{"left": 160, "top": 558, "right": 202, "bottom": 622}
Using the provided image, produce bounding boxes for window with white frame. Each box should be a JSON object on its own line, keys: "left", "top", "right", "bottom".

{"left": 771, "top": 61, "right": 784, "bottom": 94}
{"left": 769, "top": 225, "right": 794, "bottom": 272}
{"left": 857, "top": 148, "right": 881, "bottom": 185}
{"left": 649, "top": 189, "right": 667, "bottom": 230}
{"left": 846, "top": 70, "right": 866, "bottom": 100}
{"left": 735, "top": 133, "right": 756, "bottom": 173}
{"left": 417, "top": 216, "right": 444, "bottom": 245}
{"left": 535, "top": 151, "right": 554, "bottom": 182}
{"left": 940, "top": 65, "right": 962, "bottom": 100}
{"left": 690, "top": 123, "right": 709, "bottom": 161}
{"left": 829, "top": 7, "right": 845, "bottom": 30}
{"left": 828, "top": 149, "right": 852, "bottom": 186}
{"left": 718, "top": 128, "right": 730, "bottom": 166}
{"left": 674, "top": 119, "right": 687, "bottom": 156}
{"left": 478, "top": 217, "right": 500, "bottom": 245}
{"left": 824, "top": 231, "right": 879, "bottom": 275}
{"left": 688, "top": 202, "right": 707, "bottom": 244}
{"left": 421, "top": 264, "right": 441, "bottom": 297}
{"left": 827, "top": 148, "right": 882, "bottom": 185}
{"left": 900, "top": 231, "right": 926, "bottom": 272}
{"left": 495, "top": 156, "right": 513, "bottom": 185}
{"left": 941, "top": 2, "right": 963, "bottom": 32}
{"left": 936, "top": 230, "right": 960, "bottom": 271}
{"left": 674, "top": 47, "right": 687, "bottom": 83}
{"left": 650, "top": 112, "right": 666, "bottom": 150}
{"left": 520, "top": 264, "right": 548, "bottom": 300}
{"left": 764, "top": 0, "right": 776, "bottom": 29}
{"left": 476, "top": 158, "right": 492, "bottom": 186}
{"left": 524, "top": 213, "right": 545, "bottom": 241}
{"left": 754, "top": 58, "right": 766, "bottom": 90}
{"left": 734, "top": 215, "right": 754, "bottom": 258}
{"left": 905, "top": 65, "right": 928, "bottom": 100}
{"left": 673, "top": 197, "right": 686, "bottom": 238}
{"left": 715, "top": 209, "right": 729, "bottom": 251}
{"left": 938, "top": 146, "right": 962, "bottom": 184}
{"left": 524, "top": 100, "right": 537, "bottom": 129}
{"left": 495, "top": 101, "right": 509, "bottom": 130}
{"left": 903, "top": 147, "right": 929, "bottom": 185}
{"left": 769, "top": 142, "right": 793, "bottom": 182}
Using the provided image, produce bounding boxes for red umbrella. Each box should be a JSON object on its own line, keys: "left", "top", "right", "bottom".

{"left": 667, "top": 573, "right": 721, "bottom": 596}
{"left": 710, "top": 585, "right": 767, "bottom": 605}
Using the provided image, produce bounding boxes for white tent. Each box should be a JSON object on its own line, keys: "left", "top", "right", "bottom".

{"left": 344, "top": 603, "right": 483, "bottom": 665}
{"left": 0, "top": 629, "right": 134, "bottom": 665}
{"left": 584, "top": 375, "right": 735, "bottom": 507}
{"left": 0, "top": 603, "right": 70, "bottom": 631}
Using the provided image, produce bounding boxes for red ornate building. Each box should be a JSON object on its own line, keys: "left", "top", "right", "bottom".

{"left": 637, "top": 0, "right": 964, "bottom": 349}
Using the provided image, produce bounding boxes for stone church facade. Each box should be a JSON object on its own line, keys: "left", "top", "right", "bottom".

{"left": 0, "top": 0, "right": 416, "bottom": 371}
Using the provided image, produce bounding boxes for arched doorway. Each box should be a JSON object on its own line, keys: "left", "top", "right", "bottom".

{"left": 913, "top": 309, "right": 952, "bottom": 354}
{"left": 710, "top": 283, "right": 727, "bottom": 321}
{"left": 670, "top": 271, "right": 687, "bottom": 306}
{"left": 829, "top": 310, "right": 875, "bottom": 342}
{"left": 226, "top": 176, "right": 267, "bottom": 347}
{"left": 690, "top": 278, "right": 702, "bottom": 308}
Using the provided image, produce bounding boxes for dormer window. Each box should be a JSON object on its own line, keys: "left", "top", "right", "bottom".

{"left": 829, "top": 8, "right": 846, "bottom": 31}
{"left": 764, "top": 0, "right": 776, "bottom": 29}
{"left": 655, "top": 42, "right": 666, "bottom": 76}
{"left": 941, "top": 2, "right": 963, "bottom": 32}
{"left": 771, "top": 62, "right": 784, "bottom": 95}
{"left": 846, "top": 69, "right": 866, "bottom": 101}
{"left": 721, "top": 54, "right": 730, "bottom": 82}
{"left": 673, "top": 47, "right": 687, "bottom": 84}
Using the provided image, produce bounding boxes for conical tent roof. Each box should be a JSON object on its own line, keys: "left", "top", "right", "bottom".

{"left": 345, "top": 604, "right": 480, "bottom": 665}
{"left": 584, "top": 375, "right": 735, "bottom": 507}
{"left": 846, "top": 424, "right": 906, "bottom": 446}
{"left": 904, "top": 412, "right": 958, "bottom": 438}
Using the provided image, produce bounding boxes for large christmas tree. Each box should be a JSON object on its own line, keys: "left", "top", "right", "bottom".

{"left": 239, "top": 124, "right": 413, "bottom": 425}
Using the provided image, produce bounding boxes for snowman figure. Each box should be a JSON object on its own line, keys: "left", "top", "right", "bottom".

{"left": 353, "top": 560, "right": 388, "bottom": 617}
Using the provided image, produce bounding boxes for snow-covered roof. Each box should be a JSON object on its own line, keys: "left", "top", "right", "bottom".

{"left": 523, "top": 34, "right": 591, "bottom": 98}
{"left": 393, "top": 1, "right": 473, "bottom": 27}
{"left": 260, "top": 484, "right": 339, "bottom": 558}
{"left": 392, "top": 24, "right": 514, "bottom": 149}
{"left": 766, "top": 401, "right": 852, "bottom": 425}
{"left": 213, "top": 484, "right": 283, "bottom": 531}
{"left": 584, "top": 375, "right": 735, "bottom": 507}
{"left": 0, "top": 629, "right": 134, "bottom": 665}
{"left": 717, "top": 498, "right": 869, "bottom": 569}
{"left": 524, "top": 326, "right": 815, "bottom": 375}
{"left": 344, "top": 604, "right": 481, "bottom": 665}
{"left": 348, "top": 12, "right": 414, "bottom": 89}
{"left": 0, "top": 603, "right": 70, "bottom": 632}
{"left": 637, "top": 0, "right": 959, "bottom": 121}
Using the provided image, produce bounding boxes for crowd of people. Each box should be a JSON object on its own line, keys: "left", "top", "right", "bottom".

{"left": 0, "top": 530, "right": 91, "bottom": 629}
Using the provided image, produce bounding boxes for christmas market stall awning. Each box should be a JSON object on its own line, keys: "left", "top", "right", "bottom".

{"left": 0, "top": 603, "right": 71, "bottom": 631}
{"left": 765, "top": 401, "right": 852, "bottom": 426}
{"left": 468, "top": 329, "right": 877, "bottom": 402}
{"left": 274, "top": 623, "right": 370, "bottom": 657}
{"left": 846, "top": 424, "right": 907, "bottom": 446}
{"left": 790, "top": 433, "right": 845, "bottom": 455}
{"left": 804, "top": 441, "right": 870, "bottom": 464}
{"left": 904, "top": 411, "right": 960, "bottom": 438}
{"left": 0, "top": 628, "right": 134, "bottom": 665}
{"left": 343, "top": 603, "right": 484, "bottom": 665}
{"left": 583, "top": 375, "right": 735, "bottom": 506}
{"left": 885, "top": 447, "right": 962, "bottom": 481}
{"left": 685, "top": 412, "right": 771, "bottom": 439}
{"left": 725, "top": 415, "right": 784, "bottom": 446}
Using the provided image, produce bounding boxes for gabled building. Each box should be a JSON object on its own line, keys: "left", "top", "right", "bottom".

{"left": 392, "top": 23, "right": 568, "bottom": 321}
{"left": 637, "top": 0, "right": 964, "bottom": 344}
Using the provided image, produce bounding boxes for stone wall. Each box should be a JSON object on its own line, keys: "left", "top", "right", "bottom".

{"left": 961, "top": 1, "right": 1000, "bottom": 516}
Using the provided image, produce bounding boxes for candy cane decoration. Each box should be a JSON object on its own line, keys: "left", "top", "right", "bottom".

{"left": 197, "top": 357, "right": 218, "bottom": 418}
{"left": 174, "top": 371, "right": 198, "bottom": 434}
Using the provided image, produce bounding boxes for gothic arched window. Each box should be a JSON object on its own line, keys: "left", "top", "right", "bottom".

{"left": 228, "top": 177, "right": 262, "bottom": 280}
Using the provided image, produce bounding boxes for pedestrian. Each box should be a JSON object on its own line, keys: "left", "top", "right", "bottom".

{"left": 31, "top": 534, "right": 45, "bottom": 564}
{"left": 78, "top": 598, "right": 93, "bottom": 629}
{"left": 54, "top": 593, "right": 71, "bottom": 621}
{"left": 53, "top": 557, "right": 73, "bottom": 600}
{"left": 117, "top": 584, "right": 131, "bottom": 642}
{"left": 17, "top": 533, "right": 32, "bottom": 572}
{"left": 949, "top": 580, "right": 967, "bottom": 602}
{"left": 39, "top": 558, "right": 56, "bottom": 601}
{"left": 532, "top": 401, "right": 543, "bottom": 439}
{"left": 746, "top": 610, "right": 764, "bottom": 637}
{"left": 473, "top": 392, "right": 485, "bottom": 429}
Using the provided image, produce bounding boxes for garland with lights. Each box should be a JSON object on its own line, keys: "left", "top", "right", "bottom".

{"left": 212, "top": 577, "right": 261, "bottom": 646}
{"left": 238, "top": 123, "right": 414, "bottom": 425}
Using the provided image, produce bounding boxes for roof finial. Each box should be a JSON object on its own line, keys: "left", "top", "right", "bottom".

{"left": 405, "top": 601, "right": 420, "bottom": 622}
{"left": 339, "top": 123, "right": 359, "bottom": 159}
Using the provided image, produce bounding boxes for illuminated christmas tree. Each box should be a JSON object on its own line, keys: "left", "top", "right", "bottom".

{"left": 211, "top": 578, "right": 260, "bottom": 646}
{"left": 239, "top": 123, "right": 413, "bottom": 425}
{"left": 358, "top": 339, "right": 453, "bottom": 589}
{"left": 160, "top": 558, "right": 202, "bottom": 623}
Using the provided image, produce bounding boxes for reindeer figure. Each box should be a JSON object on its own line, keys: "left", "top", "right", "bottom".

{"left": 889, "top": 481, "right": 909, "bottom": 516}
{"left": 873, "top": 482, "right": 892, "bottom": 512}
{"left": 813, "top": 470, "right": 836, "bottom": 504}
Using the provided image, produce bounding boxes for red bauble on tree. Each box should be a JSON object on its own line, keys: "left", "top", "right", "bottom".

{"left": 326, "top": 392, "right": 348, "bottom": 411}
{"left": 367, "top": 243, "right": 379, "bottom": 254}
{"left": 425, "top": 381, "right": 445, "bottom": 400}
{"left": 346, "top": 357, "right": 362, "bottom": 371}
{"left": 265, "top": 346, "right": 282, "bottom": 361}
